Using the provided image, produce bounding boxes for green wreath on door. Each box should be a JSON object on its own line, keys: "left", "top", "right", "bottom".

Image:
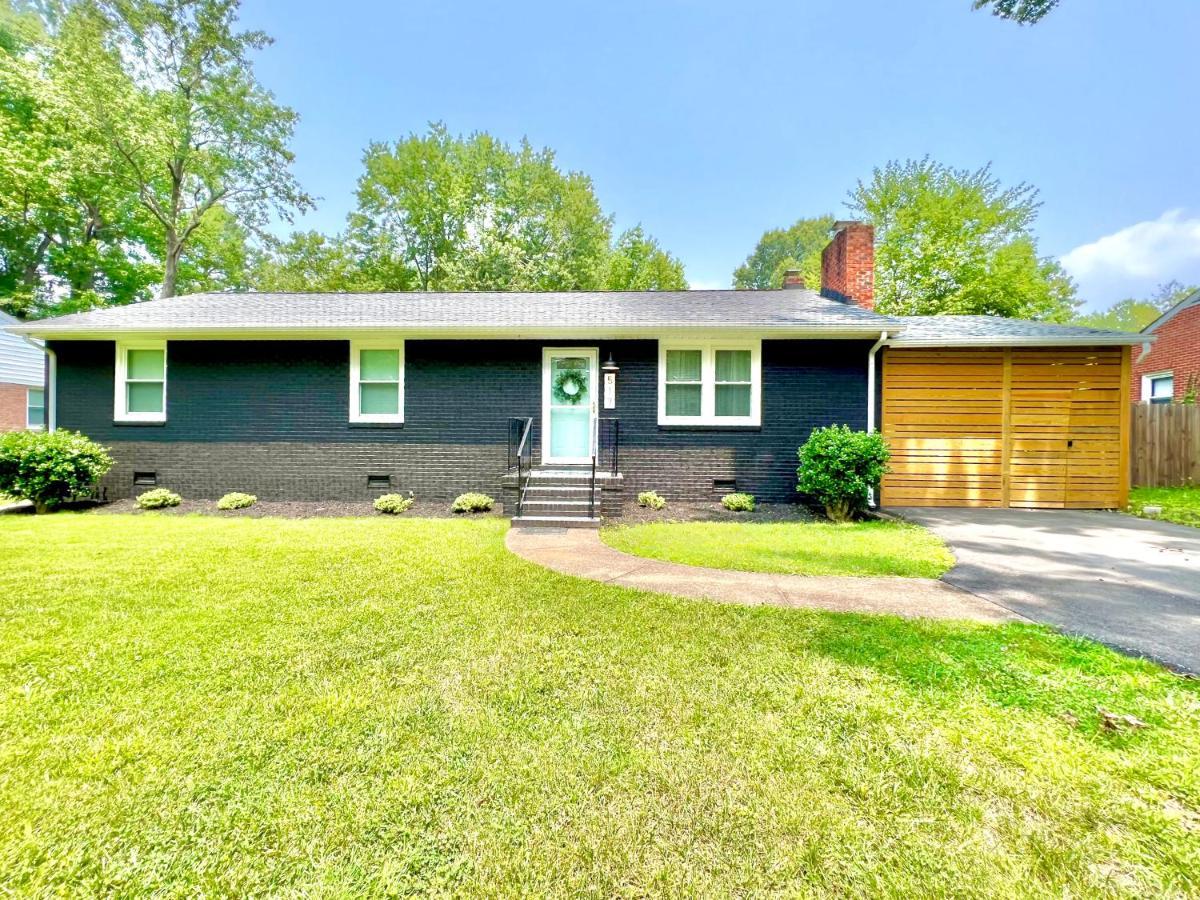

{"left": 552, "top": 369, "right": 588, "bottom": 405}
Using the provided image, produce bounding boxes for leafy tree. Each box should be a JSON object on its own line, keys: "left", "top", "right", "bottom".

{"left": 254, "top": 230, "right": 386, "bottom": 292}
{"left": 973, "top": 0, "right": 1059, "bottom": 24}
{"left": 603, "top": 226, "right": 687, "bottom": 290}
{"left": 732, "top": 215, "right": 834, "bottom": 290}
{"left": 1073, "top": 281, "right": 1197, "bottom": 332}
{"left": 848, "top": 157, "right": 1077, "bottom": 320}
{"left": 53, "top": 0, "right": 312, "bottom": 298}
{"left": 1, "top": 0, "right": 157, "bottom": 316}
{"left": 350, "top": 124, "right": 616, "bottom": 292}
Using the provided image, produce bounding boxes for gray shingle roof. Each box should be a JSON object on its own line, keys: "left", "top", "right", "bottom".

{"left": 7, "top": 289, "right": 897, "bottom": 337}
{"left": 4, "top": 292, "right": 1150, "bottom": 346}
{"left": 886, "top": 315, "right": 1147, "bottom": 347}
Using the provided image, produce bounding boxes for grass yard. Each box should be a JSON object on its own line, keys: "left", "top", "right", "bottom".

{"left": 0, "top": 515, "right": 1198, "bottom": 896}
{"left": 602, "top": 519, "right": 956, "bottom": 578}
{"left": 1129, "top": 485, "right": 1200, "bottom": 528}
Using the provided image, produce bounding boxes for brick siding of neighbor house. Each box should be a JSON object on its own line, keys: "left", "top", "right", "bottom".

{"left": 1132, "top": 302, "right": 1200, "bottom": 401}
{"left": 50, "top": 338, "right": 871, "bottom": 504}
{"left": 820, "top": 222, "right": 875, "bottom": 311}
{"left": 0, "top": 382, "right": 28, "bottom": 430}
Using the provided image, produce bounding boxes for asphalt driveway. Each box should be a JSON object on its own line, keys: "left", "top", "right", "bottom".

{"left": 893, "top": 507, "right": 1200, "bottom": 673}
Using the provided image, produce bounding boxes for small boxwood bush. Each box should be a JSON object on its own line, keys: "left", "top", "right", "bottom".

{"left": 637, "top": 490, "right": 666, "bottom": 510}
{"left": 217, "top": 492, "right": 257, "bottom": 511}
{"left": 452, "top": 492, "right": 494, "bottom": 514}
{"left": 721, "top": 492, "right": 755, "bottom": 512}
{"left": 374, "top": 493, "right": 414, "bottom": 515}
{"left": 0, "top": 429, "right": 113, "bottom": 514}
{"left": 136, "top": 488, "right": 181, "bottom": 510}
{"left": 797, "top": 425, "right": 890, "bottom": 522}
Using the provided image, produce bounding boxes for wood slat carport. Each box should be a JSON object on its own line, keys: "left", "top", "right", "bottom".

{"left": 880, "top": 346, "right": 1130, "bottom": 509}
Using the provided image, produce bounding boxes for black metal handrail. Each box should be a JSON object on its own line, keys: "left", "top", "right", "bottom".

{"left": 598, "top": 417, "right": 620, "bottom": 476}
{"left": 508, "top": 417, "right": 533, "bottom": 517}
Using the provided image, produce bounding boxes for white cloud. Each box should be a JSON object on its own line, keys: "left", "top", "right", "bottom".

{"left": 1060, "top": 210, "right": 1200, "bottom": 308}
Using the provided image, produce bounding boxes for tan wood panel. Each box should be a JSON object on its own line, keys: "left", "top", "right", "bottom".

{"left": 881, "top": 346, "right": 1128, "bottom": 509}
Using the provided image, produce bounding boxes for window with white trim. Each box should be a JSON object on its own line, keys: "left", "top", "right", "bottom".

{"left": 26, "top": 387, "right": 44, "bottom": 430}
{"left": 658, "top": 341, "right": 761, "bottom": 425}
{"left": 350, "top": 340, "right": 404, "bottom": 423}
{"left": 115, "top": 342, "right": 167, "bottom": 422}
{"left": 1144, "top": 372, "right": 1174, "bottom": 404}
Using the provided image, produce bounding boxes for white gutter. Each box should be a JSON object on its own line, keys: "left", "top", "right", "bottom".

{"left": 1136, "top": 340, "right": 1152, "bottom": 364}
{"left": 866, "top": 330, "right": 887, "bottom": 509}
{"left": 866, "top": 330, "right": 888, "bottom": 434}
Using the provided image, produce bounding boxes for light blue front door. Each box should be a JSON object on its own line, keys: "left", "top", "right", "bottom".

{"left": 544, "top": 349, "right": 597, "bottom": 464}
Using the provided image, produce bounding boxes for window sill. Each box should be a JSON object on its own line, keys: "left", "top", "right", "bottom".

{"left": 658, "top": 423, "right": 762, "bottom": 432}
{"left": 349, "top": 421, "right": 405, "bottom": 429}
{"left": 113, "top": 419, "right": 166, "bottom": 427}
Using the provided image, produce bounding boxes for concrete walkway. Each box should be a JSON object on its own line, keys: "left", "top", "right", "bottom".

{"left": 506, "top": 526, "right": 1020, "bottom": 623}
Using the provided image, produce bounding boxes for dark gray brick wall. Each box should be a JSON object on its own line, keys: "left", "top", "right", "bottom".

{"left": 52, "top": 338, "right": 871, "bottom": 503}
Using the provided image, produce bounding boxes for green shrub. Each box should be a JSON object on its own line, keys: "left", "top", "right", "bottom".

{"left": 721, "top": 492, "right": 755, "bottom": 512}
{"left": 136, "top": 488, "right": 182, "bottom": 510}
{"left": 637, "top": 490, "right": 666, "bottom": 510}
{"left": 374, "top": 493, "right": 414, "bottom": 515}
{"left": 0, "top": 429, "right": 113, "bottom": 514}
{"left": 217, "top": 492, "right": 257, "bottom": 511}
{"left": 452, "top": 492, "right": 494, "bottom": 514}
{"left": 797, "top": 425, "right": 890, "bottom": 523}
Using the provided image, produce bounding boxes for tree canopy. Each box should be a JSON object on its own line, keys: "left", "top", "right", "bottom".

{"left": 847, "top": 157, "right": 1078, "bottom": 321}
{"left": 732, "top": 216, "right": 835, "bottom": 290}
{"left": 1072, "top": 281, "right": 1196, "bottom": 332}
{"left": 973, "top": 0, "right": 1059, "bottom": 24}
{"left": 256, "top": 125, "right": 687, "bottom": 294}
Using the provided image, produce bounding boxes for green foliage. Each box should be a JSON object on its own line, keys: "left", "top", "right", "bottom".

{"left": 0, "top": 515, "right": 1197, "bottom": 894}
{"left": 603, "top": 226, "right": 687, "bottom": 290}
{"left": 451, "top": 492, "right": 494, "bottom": 513}
{"left": 254, "top": 230, "right": 383, "bottom": 292}
{"left": 0, "top": 428, "right": 112, "bottom": 513}
{"left": 1128, "top": 486, "right": 1200, "bottom": 528}
{"left": 373, "top": 492, "right": 414, "bottom": 515}
{"left": 136, "top": 487, "right": 181, "bottom": 509}
{"left": 51, "top": 0, "right": 313, "bottom": 298}
{"left": 603, "top": 519, "right": 954, "bottom": 578}
{"left": 797, "top": 425, "right": 890, "bottom": 523}
{"left": 733, "top": 215, "right": 835, "bottom": 290}
{"left": 973, "top": 0, "right": 1059, "bottom": 24}
{"left": 216, "top": 491, "right": 256, "bottom": 510}
{"left": 551, "top": 369, "right": 588, "bottom": 405}
{"left": 1073, "top": 281, "right": 1196, "bottom": 332}
{"left": 636, "top": 490, "right": 666, "bottom": 511}
{"left": 721, "top": 492, "right": 755, "bottom": 512}
{"left": 848, "top": 157, "right": 1077, "bottom": 320}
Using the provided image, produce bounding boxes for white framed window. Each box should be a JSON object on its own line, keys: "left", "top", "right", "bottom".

{"left": 350, "top": 340, "right": 404, "bottom": 423}
{"left": 114, "top": 341, "right": 167, "bottom": 422}
{"left": 26, "top": 387, "right": 45, "bottom": 430}
{"left": 1143, "top": 371, "right": 1174, "bottom": 404}
{"left": 658, "top": 340, "right": 761, "bottom": 426}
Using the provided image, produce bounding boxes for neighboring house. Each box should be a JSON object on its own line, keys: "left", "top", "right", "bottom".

{"left": 1132, "top": 288, "right": 1200, "bottom": 403}
{"left": 6, "top": 223, "right": 1146, "bottom": 520}
{"left": 0, "top": 310, "right": 46, "bottom": 431}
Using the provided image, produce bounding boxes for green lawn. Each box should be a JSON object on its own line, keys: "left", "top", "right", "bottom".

{"left": 1, "top": 515, "right": 1197, "bottom": 895}
{"left": 602, "top": 519, "right": 956, "bottom": 578}
{"left": 1129, "top": 486, "right": 1200, "bottom": 528}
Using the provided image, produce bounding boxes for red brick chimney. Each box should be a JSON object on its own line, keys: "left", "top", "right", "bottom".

{"left": 820, "top": 221, "right": 875, "bottom": 310}
{"left": 781, "top": 269, "right": 806, "bottom": 289}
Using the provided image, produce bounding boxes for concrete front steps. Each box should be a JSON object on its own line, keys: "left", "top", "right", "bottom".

{"left": 506, "top": 467, "right": 608, "bottom": 528}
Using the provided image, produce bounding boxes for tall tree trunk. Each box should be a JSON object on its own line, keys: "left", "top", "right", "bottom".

{"left": 21, "top": 233, "right": 54, "bottom": 290}
{"left": 161, "top": 229, "right": 180, "bottom": 298}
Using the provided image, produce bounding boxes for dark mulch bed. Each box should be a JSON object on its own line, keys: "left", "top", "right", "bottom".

{"left": 614, "top": 500, "right": 821, "bottom": 526}
{"left": 83, "top": 498, "right": 506, "bottom": 519}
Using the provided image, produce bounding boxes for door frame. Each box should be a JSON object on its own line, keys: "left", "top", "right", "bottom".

{"left": 541, "top": 346, "right": 599, "bottom": 465}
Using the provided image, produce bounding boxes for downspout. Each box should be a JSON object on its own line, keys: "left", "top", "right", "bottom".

{"left": 866, "top": 331, "right": 888, "bottom": 507}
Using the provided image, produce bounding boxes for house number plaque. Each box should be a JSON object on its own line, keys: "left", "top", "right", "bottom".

{"left": 603, "top": 372, "right": 616, "bottom": 409}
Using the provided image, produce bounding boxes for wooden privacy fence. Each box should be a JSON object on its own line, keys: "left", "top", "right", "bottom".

{"left": 1131, "top": 403, "right": 1200, "bottom": 487}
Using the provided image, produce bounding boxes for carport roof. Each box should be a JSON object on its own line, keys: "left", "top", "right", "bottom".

{"left": 887, "top": 315, "right": 1149, "bottom": 347}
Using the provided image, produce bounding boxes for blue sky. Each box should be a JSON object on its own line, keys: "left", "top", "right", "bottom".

{"left": 238, "top": 0, "right": 1200, "bottom": 310}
